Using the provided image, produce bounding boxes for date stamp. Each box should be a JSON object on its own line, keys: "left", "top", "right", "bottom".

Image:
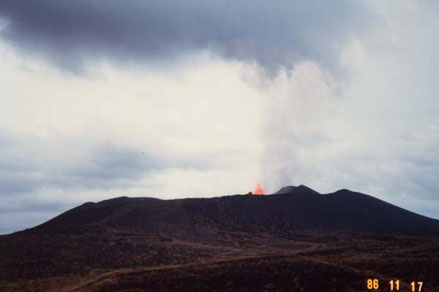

{"left": 366, "top": 279, "right": 424, "bottom": 291}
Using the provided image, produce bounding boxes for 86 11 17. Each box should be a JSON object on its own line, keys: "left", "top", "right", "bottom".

{"left": 366, "top": 278, "right": 424, "bottom": 291}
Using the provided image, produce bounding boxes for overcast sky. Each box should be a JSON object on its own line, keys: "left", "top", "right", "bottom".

{"left": 1, "top": 1, "right": 438, "bottom": 234}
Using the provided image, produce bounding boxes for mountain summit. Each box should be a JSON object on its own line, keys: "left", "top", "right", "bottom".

{"left": 275, "top": 185, "right": 321, "bottom": 196}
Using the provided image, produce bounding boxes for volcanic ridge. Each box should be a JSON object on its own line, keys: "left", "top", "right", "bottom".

{"left": 1, "top": 185, "right": 439, "bottom": 292}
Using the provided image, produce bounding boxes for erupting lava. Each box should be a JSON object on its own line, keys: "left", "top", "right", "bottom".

{"left": 253, "top": 183, "right": 265, "bottom": 195}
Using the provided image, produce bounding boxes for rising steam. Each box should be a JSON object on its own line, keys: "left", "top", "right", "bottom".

{"left": 259, "top": 61, "right": 334, "bottom": 192}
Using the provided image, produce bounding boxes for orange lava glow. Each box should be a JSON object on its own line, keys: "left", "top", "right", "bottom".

{"left": 253, "top": 183, "right": 265, "bottom": 195}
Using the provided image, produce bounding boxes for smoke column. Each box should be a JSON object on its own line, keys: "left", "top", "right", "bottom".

{"left": 258, "top": 61, "right": 335, "bottom": 192}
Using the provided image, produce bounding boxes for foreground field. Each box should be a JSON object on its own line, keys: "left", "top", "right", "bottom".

{"left": 1, "top": 230, "right": 439, "bottom": 291}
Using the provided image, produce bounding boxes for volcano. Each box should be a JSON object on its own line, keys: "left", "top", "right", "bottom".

{"left": 1, "top": 186, "right": 439, "bottom": 291}
{"left": 26, "top": 185, "right": 439, "bottom": 235}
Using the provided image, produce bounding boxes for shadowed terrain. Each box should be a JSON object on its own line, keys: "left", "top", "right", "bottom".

{"left": 1, "top": 186, "right": 439, "bottom": 291}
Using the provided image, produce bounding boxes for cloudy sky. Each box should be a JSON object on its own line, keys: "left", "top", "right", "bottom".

{"left": 1, "top": 0, "right": 438, "bottom": 234}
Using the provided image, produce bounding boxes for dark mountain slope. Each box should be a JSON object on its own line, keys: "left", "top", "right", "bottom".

{"left": 2, "top": 186, "right": 439, "bottom": 291}
{"left": 25, "top": 186, "right": 439, "bottom": 235}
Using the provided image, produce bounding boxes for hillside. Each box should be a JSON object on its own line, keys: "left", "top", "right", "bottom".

{"left": 1, "top": 186, "right": 439, "bottom": 291}
{"left": 28, "top": 185, "right": 439, "bottom": 235}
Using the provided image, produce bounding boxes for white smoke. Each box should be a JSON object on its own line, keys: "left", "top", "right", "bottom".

{"left": 249, "top": 62, "right": 335, "bottom": 192}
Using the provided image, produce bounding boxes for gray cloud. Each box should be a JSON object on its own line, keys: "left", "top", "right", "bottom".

{"left": 1, "top": 1, "right": 438, "bottom": 234}
{"left": 0, "top": 0, "right": 376, "bottom": 73}
{"left": 63, "top": 147, "right": 161, "bottom": 189}
{"left": 0, "top": 129, "right": 215, "bottom": 198}
{"left": 0, "top": 133, "right": 155, "bottom": 197}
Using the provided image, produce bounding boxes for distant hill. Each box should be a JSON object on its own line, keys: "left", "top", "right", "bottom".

{"left": 27, "top": 186, "right": 439, "bottom": 236}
